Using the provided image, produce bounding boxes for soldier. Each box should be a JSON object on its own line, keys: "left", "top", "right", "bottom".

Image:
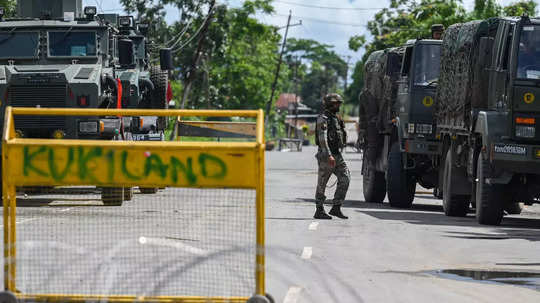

{"left": 431, "top": 24, "right": 445, "bottom": 40}
{"left": 314, "top": 93, "right": 350, "bottom": 220}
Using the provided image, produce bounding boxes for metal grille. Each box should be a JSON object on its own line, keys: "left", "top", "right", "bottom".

{"left": 12, "top": 187, "right": 257, "bottom": 297}
{"left": 8, "top": 85, "right": 67, "bottom": 130}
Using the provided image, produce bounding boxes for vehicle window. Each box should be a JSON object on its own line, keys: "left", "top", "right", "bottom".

{"left": 401, "top": 47, "right": 413, "bottom": 76}
{"left": 0, "top": 31, "right": 39, "bottom": 59}
{"left": 413, "top": 44, "right": 441, "bottom": 86}
{"left": 516, "top": 25, "right": 540, "bottom": 79}
{"left": 49, "top": 31, "right": 97, "bottom": 57}
{"left": 501, "top": 25, "right": 514, "bottom": 70}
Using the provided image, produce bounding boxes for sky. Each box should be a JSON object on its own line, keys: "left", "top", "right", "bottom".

{"left": 85, "top": 0, "right": 529, "bottom": 70}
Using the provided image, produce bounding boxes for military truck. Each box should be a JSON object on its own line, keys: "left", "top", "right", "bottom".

{"left": 436, "top": 16, "right": 540, "bottom": 225}
{"left": 361, "top": 39, "right": 442, "bottom": 208}
{"left": 108, "top": 14, "right": 173, "bottom": 194}
{"left": 0, "top": 0, "right": 172, "bottom": 204}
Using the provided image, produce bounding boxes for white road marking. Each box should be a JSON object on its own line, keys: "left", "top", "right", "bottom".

{"left": 308, "top": 222, "right": 319, "bottom": 231}
{"left": 16, "top": 218, "right": 37, "bottom": 224}
{"left": 301, "top": 247, "right": 312, "bottom": 260}
{"left": 283, "top": 286, "right": 303, "bottom": 303}
{"left": 60, "top": 208, "right": 73, "bottom": 212}
{"left": 138, "top": 236, "right": 208, "bottom": 256}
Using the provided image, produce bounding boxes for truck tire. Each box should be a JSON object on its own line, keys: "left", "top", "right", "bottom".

{"left": 102, "top": 187, "right": 124, "bottom": 206}
{"left": 387, "top": 143, "right": 415, "bottom": 208}
{"left": 140, "top": 187, "right": 158, "bottom": 194}
{"left": 363, "top": 164, "right": 386, "bottom": 203}
{"left": 150, "top": 66, "right": 169, "bottom": 109}
{"left": 150, "top": 66, "right": 169, "bottom": 131}
{"left": 475, "top": 153, "right": 506, "bottom": 225}
{"left": 442, "top": 149, "right": 469, "bottom": 217}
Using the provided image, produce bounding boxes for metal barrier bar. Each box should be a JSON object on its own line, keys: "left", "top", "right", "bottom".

{"left": 177, "top": 121, "right": 257, "bottom": 138}
{"left": 17, "top": 294, "right": 249, "bottom": 303}
{"left": 10, "top": 108, "right": 259, "bottom": 118}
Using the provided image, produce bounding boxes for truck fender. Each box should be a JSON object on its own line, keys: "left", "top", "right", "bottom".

{"left": 472, "top": 111, "right": 509, "bottom": 157}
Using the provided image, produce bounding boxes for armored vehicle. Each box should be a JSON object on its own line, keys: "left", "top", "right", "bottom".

{"left": 0, "top": 0, "right": 172, "bottom": 204}
{"left": 436, "top": 16, "right": 540, "bottom": 225}
{"left": 361, "top": 39, "right": 442, "bottom": 208}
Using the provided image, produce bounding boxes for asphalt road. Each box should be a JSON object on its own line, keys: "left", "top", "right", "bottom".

{"left": 265, "top": 146, "right": 540, "bottom": 303}
{"left": 2, "top": 145, "right": 540, "bottom": 302}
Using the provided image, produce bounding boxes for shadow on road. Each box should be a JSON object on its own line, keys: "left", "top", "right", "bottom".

{"left": 355, "top": 205, "right": 540, "bottom": 241}
{"left": 16, "top": 198, "right": 102, "bottom": 207}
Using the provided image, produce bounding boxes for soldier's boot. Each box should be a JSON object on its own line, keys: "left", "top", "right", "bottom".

{"left": 314, "top": 206, "right": 332, "bottom": 220}
{"left": 329, "top": 205, "right": 348, "bottom": 219}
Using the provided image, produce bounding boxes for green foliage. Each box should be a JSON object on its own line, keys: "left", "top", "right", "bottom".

{"left": 503, "top": 1, "right": 537, "bottom": 17}
{"left": 348, "top": 35, "right": 366, "bottom": 52}
{"left": 1, "top": 0, "right": 16, "bottom": 17}
{"left": 472, "top": 0, "right": 501, "bottom": 19}
{"left": 284, "top": 38, "right": 347, "bottom": 110}
{"left": 120, "top": 0, "right": 285, "bottom": 111}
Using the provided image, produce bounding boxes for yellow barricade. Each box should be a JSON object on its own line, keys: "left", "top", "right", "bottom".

{"left": 2, "top": 107, "right": 266, "bottom": 303}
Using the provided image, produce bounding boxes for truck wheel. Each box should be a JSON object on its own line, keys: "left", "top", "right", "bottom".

{"left": 124, "top": 187, "right": 133, "bottom": 201}
{"left": 140, "top": 187, "right": 158, "bottom": 194}
{"left": 387, "top": 143, "right": 414, "bottom": 208}
{"left": 150, "top": 66, "right": 169, "bottom": 131}
{"left": 102, "top": 187, "right": 124, "bottom": 206}
{"left": 363, "top": 164, "right": 386, "bottom": 203}
{"left": 442, "top": 149, "right": 469, "bottom": 217}
{"left": 475, "top": 153, "right": 506, "bottom": 225}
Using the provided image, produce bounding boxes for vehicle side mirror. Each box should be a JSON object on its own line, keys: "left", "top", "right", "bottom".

{"left": 478, "top": 37, "right": 494, "bottom": 68}
{"left": 118, "top": 39, "right": 134, "bottom": 66}
{"left": 160, "top": 48, "right": 173, "bottom": 71}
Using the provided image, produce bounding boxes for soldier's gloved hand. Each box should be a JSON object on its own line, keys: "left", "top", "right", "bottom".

{"left": 328, "top": 155, "right": 336, "bottom": 168}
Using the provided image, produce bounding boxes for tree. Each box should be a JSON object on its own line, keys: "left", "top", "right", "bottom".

{"left": 472, "top": 0, "right": 501, "bottom": 19}
{"left": 503, "top": 1, "right": 537, "bottom": 17}
{"left": 284, "top": 38, "right": 347, "bottom": 110}
{"left": 1, "top": 0, "right": 16, "bottom": 17}
{"left": 119, "top": 0, "right": 284, "bottom": 110}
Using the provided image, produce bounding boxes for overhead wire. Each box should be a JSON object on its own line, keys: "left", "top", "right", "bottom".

{"left": 273, "top": 0, "right": 386, "bottom": 11}
{"left": 167, "top": 1, "right": 204, "bottom": 49}
{"left": 171, "top": 3, "right": 216, "bottom": 53}
{"left": 274, "top": 13, "right": 368, "bottom": 27}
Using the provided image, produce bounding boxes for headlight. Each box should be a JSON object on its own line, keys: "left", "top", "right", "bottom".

{"left": 516, "top": 125, "right": 535, "bottom": 138}
{"left": 408, "top": 123, "right": 415, "bottom": 134}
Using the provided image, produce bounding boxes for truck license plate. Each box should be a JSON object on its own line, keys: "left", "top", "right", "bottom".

{"left": 493, "top": 144, "right": 527, "bottom": 155}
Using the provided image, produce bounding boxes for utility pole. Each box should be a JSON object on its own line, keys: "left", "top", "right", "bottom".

{"left": 265, "top": 11, "right": 301, "bottom": 126}
{"left": 294, "top": 56, "right": 300, "bottom": 139}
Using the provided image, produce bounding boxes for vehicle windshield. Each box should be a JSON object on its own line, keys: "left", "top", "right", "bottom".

{"left": 516, "top": 25, "right": 540, "bottom": 79}
{"left": 48, "top": 31, "right": 97, "bottom": 57}
{"left": 413, "top": 44, "right": 441, "bottom": 86}
{"left": 0, "top": 31, "right": 39, "bottom": 59}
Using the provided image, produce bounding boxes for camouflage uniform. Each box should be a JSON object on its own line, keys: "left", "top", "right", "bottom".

{"left": 315, "top": 109, "right": 350, "bottom": 207}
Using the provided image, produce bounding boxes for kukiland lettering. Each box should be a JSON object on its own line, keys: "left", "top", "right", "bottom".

{"left": 22, "top": 146, "right": 228, "bottom": 185}
{"left": 494, "top": 144, "right": 527, "bottom": 155}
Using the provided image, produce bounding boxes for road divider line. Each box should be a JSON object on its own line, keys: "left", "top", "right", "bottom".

{"left": 308, "top": 222, "right": 319, "bottom": 231}
{"left": 283, "top": 286, "right": 303, "bottom": 303}
{"left": 138, "top": 236, "right": 208, "bottom": 256}
{"left": 301, "top": 247, "right": 312, "bottom": 260}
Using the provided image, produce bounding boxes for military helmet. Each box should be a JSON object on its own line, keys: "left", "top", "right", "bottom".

{"left": 323, "top": 93, "right": 343, "bottom": 108}
{"left": 431, "top": 24, "right": 445, "bottom": 32}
